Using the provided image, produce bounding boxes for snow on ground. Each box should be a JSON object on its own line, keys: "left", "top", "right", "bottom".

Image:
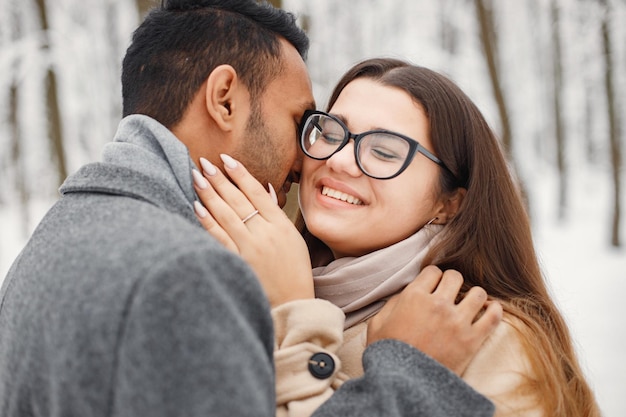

{"left": 532, "top": 166, "right": 626, "bottom": 417}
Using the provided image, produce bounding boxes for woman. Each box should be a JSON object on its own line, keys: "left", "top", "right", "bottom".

{"left": 193, "top": 58, "right": 600, "bottom": 416}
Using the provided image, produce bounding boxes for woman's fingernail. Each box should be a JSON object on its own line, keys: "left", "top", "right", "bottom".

{"left": 268, "top": 183, "right": 278, "bottom": 205}
{"left": 194, "top": 201, "right": 209, "bottom": 218}
{"left": 220, "top": 154, "right": 238, "bottom": 169}
{"left": 200, "top": 157, "right": 217, "bottom": 176}
{"left": 192, "top": 169, "right": 208, "bottom": 189}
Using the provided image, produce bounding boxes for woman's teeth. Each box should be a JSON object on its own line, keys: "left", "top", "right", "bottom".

{"left": 321, "top": 186, "right": 363, "bottom": 205}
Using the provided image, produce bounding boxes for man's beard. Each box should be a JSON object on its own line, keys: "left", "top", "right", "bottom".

{"left": 236, "top": 102, "right": 278, "bottom": 189}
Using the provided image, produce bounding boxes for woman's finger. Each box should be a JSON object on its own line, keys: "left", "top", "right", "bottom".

{"left": 217, "top": 154, "right": 287, "bottom": 222}
{"left": 193, "top": 168, "right": 256, "bottom": 245}
{"left": 199, "top": 157, "right": 260, "bottom": 222}
{"left": 193, "top": 200, "right": 239, "bottom": 253}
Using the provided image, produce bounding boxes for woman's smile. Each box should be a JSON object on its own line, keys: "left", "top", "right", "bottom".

{"left": 320, "top": 186, "right": 363, "bottom": 206}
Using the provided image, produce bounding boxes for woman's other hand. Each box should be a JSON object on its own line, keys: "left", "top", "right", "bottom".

{"left": 192, "top": 154, "right": 314, "bottom": 307}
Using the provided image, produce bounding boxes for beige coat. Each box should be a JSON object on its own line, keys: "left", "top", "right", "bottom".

{"left": 273, "top": 299, "right": 542, "bottom": 417}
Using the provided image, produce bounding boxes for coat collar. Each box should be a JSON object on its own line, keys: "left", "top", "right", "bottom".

{"left": 59, "top": 115, "right": 200, "bottom": 225}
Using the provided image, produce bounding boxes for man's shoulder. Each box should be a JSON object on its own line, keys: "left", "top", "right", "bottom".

{"left": 7, "top": 191, "right": 256, "bottom": 309}
{"left": 68, "top": 191, "right": 251, "bottom": 285}
{"left": 1, "top": 192, "right": 269, "bottom": 350}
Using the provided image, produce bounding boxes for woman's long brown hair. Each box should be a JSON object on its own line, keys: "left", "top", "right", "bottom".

{"left": 300, "top": 58, "right": 600, "bottom": 416}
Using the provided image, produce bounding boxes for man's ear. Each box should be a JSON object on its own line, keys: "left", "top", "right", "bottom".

{"left": 433, "top": 187, "right": 467, "bottom": 224}
{"left": 205, "top": 64, "right": 241, "bottom": 132}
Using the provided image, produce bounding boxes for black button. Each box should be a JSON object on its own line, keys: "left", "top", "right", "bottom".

{"left": 308, "top": 352, "right": 335, "bottom": 379}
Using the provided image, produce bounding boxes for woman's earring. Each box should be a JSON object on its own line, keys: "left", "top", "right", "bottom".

{"left": 426, "top": 217, "right": 438, "bottom": 226}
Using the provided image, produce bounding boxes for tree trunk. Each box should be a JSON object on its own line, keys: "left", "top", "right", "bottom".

{"left": 600, "top": 1, "right": 621, "bottom": 247}
{"left": 35, "top": 0, "right": 67, "bottom": 186}
{"left": 584, "top": 82, "right": 595, "bottom": 164}
{"left": 6, "top": 4, "right": 33, "bottom": 237}
{"left": 474, "top": 0, "right": 530, "bottom": 210}
{"left": 439, "top": 0, "right": 458, "bottom": 55}
{"left": 9, "top": 82, "right": 30, "bottom": 237}
{"left": 550, "top": 0, "right": 567, "bottom": 220}
{"left": 474, "top": 0, "right": 512, "bottom": 156}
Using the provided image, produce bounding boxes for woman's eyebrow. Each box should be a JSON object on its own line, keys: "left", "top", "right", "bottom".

{"left": 330, "top": 113, "right": 348, "bottom": 124}
{"left": 331, "top": 113, "right": 388, "bottom": 132}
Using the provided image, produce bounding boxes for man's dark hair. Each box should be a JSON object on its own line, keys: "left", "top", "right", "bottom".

{"left": 122, "top": 0, "right": 309, "bottom": 127}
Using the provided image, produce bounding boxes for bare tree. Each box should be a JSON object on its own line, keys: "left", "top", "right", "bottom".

{"left": 474, "top": 0, "right": 512, "bottom": 157}
{"left": 6, "top": 4, "right": 30, "bottom": 236}
{"left": 474, "top": 0, "right": 531, "bottom": 210}
{"left": 549, "top": 0, "right": 567, "bottom": 220}
{"left": 439, "top": 0, "right": 459, "bottom": 56}
{"left": 583, "top": 83, "right": 596, "bottom": 163}
{"left": 599, "top": 0, "right": 621, "bottom": 247}
{"left": 8, "top": 84, "right": 31, "bottom": 237}
{"left": 34, "top": 0, "right": 67, "bottom": 187}
{"left": 577, "top": 2, "right": 598, "bottom": 164}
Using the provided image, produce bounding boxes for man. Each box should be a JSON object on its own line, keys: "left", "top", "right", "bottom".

{"left": 0, "top": 1, "right": 501, "bottom": 416}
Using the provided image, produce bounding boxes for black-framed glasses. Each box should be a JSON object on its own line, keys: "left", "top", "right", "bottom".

{"left": 298, "top": 110, "right": 449, "bottom": 180}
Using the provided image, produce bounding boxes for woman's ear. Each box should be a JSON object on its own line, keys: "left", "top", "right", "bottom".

{"left": 434, "top": 187, "right": 467, "bottom": 224}
{"left": 205, "top": 64, "right": 240, "bottom": 132}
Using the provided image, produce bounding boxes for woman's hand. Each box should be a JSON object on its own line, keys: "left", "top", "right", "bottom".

{"left": 192, "top": 154, "right": 314, "bottom": 307}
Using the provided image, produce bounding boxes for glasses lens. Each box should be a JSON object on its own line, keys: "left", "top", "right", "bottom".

{"left": 301, "top": 114, "right": 346, "bottom": 159}
{"left": 357, "top": 133, "right": 411, "bottom": 178}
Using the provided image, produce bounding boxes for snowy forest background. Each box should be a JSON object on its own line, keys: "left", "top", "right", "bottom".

{"left": 0, "top": 0, "right": 625, "bottom": 415}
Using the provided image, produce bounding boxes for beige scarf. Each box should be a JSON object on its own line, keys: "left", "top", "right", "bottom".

{"left": 313, "top": 225, "right": 443, "bottom": 329}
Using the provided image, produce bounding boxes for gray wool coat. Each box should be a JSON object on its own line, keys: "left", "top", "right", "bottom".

{"left": 0, "top": 115, "right": 493, "bottom": 417}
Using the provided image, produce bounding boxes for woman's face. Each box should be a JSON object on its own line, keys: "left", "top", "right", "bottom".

{"left": 299, "top": 78, "right": 447, "bottom": 258}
